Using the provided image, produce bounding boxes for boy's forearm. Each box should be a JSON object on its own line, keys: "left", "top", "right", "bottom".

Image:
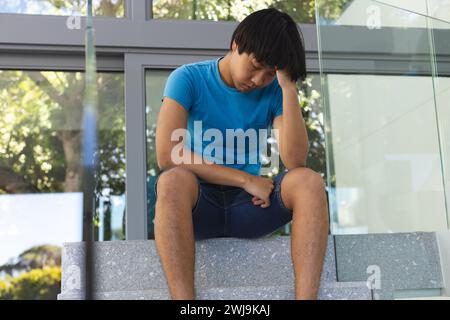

{"left": 159, "top": 146, "right": 252, "bottom": 188}
{"left": 280, "top": 85, "right": 309, "bottom": 168}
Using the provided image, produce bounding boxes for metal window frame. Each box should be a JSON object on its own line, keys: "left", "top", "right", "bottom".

{"left": 124, "top": 53, "right": 221, "bottom": 239}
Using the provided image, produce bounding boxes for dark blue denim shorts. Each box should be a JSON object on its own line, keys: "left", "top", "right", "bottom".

{"left": 153, "top": 170, "right": 293, "bottom": 240}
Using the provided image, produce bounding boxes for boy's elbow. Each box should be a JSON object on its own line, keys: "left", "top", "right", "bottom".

{"left": 157, "top": 153, "right": 174, "bottom": 171}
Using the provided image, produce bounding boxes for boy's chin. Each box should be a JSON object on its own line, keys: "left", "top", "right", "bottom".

{"left": 240, "top": 83, "right": 253, "bottom": 92}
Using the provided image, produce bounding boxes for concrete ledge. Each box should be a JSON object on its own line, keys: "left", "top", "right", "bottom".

{"left": 335, "top": 232, "right": 444, "bottom": 291}
{"left": 59, "top": 232, "right": 444, "bottom": 300}
{"left": 61, "top": 236, "right": 336, "bottom": 295}
{"left": 58, "top": 282, "right": 372, "bottom": 300}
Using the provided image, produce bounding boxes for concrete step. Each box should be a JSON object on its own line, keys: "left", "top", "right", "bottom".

{"left": 396, "top": 296, "right": 450, "bottom": 300}
{"left": 334, "top": 232, "right": 445, "bottom": 300}
{"left": 60, "top": 236, "right": 337, "bottom": 294}
{"left": 58, "top": 282, "right": 372, "bottom": 300}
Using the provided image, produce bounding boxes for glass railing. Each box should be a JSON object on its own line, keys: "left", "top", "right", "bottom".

{"left": 315, "top": 0, "right": 450, "bottom": 234}
{"left": 429, "top": 8, "right": 450, "bottom": 233}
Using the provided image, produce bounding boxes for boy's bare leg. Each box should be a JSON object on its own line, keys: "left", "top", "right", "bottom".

{"left": 154, "top": 167, "right": 200, "bottom": 300}
{"left": 280, "top": 168, "right": 330, "bottom": 300}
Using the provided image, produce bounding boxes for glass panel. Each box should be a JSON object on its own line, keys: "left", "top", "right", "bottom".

{"left": 427, "top": 0, "right": 450, "bottom": 24}
{"left": 145, "top": 69, "right": 167, "bottom": 240}
{"left": 430, "top": 16, "right": 450, "bottom": 228}
{"left": 0, "top": 0, "right": 125, "bottom": 17}
{"left": 315, "top": 0, "right": 449, "bottom": 234}
{"left": 152, "top": 0, "right": 315, "bottom": 23}
{"left": 144, "top": 68, "right": 322, "bottom": 238}
{"left": 0, "top": 70, "right": 125, "bottom": 299}
{"left": 369, "top": 0, "right": 450, "bottom": 26}
{"left": 316, "top": 0, "right": 450, "bottom": 29}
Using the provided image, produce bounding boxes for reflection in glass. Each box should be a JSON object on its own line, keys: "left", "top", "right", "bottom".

{"left": 0, "top": 0, "right": 125, "bottom": 17}
{"left": 316, "top": 0, "right": 450, "bottom": 29}
{"left": 431, "top": 17, "right": 450, "bottom": 230}
{"left": 0, "top": 70, "right": 125, "bottom": 299}
{"left": 152, "top": 0, "right": 316, "bottom": 23}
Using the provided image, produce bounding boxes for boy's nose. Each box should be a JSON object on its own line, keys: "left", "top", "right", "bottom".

{"left": 251, "top": 75, "right": 264, "bottom": 87}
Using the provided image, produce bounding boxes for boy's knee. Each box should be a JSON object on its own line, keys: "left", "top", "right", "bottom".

{"left": 156, "top": 167, "right": 198, "bottom": 198}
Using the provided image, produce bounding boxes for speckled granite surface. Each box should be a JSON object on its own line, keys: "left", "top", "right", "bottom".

{"left": 58, "top": 233, "right": 444, "bottom": 300}
{"left": 335, "top": 232, "right": 443, "bottom": 292}
{"left": 60, "top": 236, "right": 336, "bottom": 294}
{"left": 58, "top": 282, "right": 372, "bottom": 300}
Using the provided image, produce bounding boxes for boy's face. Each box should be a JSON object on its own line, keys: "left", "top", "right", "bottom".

{"left": 229, "top": 41, "right": 277, "bottom": 92}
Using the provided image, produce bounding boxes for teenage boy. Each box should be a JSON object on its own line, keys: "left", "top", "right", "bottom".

{"left": 154, "top": 8, "right": 329, "bottom": 300}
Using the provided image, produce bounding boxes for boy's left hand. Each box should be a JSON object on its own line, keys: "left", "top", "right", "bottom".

{"left": 275, "top": 67, "right": 296, "bottom": 89}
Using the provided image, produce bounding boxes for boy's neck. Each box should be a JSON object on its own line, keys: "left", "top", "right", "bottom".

{"left": 218, "top": 54, "right": 235, "bottom": 89}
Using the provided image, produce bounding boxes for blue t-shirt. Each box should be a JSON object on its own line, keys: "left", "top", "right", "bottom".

{"left": 162, "top": 56, "right": 283, "bottom": 176}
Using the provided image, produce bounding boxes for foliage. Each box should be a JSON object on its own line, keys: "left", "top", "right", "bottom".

{"left": 0, "top": 245, "right": 61, "bottom": 276}
{"left": 0, "top": 70, "right": 125, "bottom": 241}
{"left": 315, "top": 0, "right": 352, "bottom": 22}
{"left": 0, "top": 245, "right": 62, "bottom": 300}
{"left": 0, "top": 70, "right": 125, "bottom": 194}
{"left": 153, "top": 0, "right": 316, "bottom": 22}
{"left": 299, "top": 76, "right": 326, "bottom": 178}
{"left": 0, "top": 0, "right": 124, "bottom": 16}
{"left": 153, "top": 0, "right": 348, "bottom": 23}
{"left": 0, "top": 267, "right": 61, "bottom": 300}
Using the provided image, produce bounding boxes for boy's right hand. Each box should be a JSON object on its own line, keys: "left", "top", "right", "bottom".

{"left": 242, "top": 174, "right": 275, "bottom": 208}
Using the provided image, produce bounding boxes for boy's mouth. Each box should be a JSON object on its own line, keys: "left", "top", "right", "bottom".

{"left": 242, "top": 83, "right": 255, "bottom": 90}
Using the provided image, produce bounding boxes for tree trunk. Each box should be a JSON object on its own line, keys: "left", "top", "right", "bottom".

{"left": 0, "top": 167, "right": 38, "bottom": 193}
{"left": 59, "top": 130, "right": 82, "bottom": 192}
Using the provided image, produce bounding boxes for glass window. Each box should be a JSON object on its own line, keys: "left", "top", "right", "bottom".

{"left": 145, "top": 69, "right": 168, "bottom": 240}
{"left": 316, "top": 0, "right": 450, "bottom": 234}
{"left": 316, "top": 0, "right": 450, "bottom": 29}
{"left": 144, "top": 67, "right": 322, "bottom": 238}
{"left": 152, "top": 0, "right": 316, "bottom": 23}
{"left": 0, "top": 70, "right": 125, "bottom": 298}
{"left": 428, "top": 0, "right": 450, "bottom": 24}
{"left": 0, "top": 0, "right": 125, "bottom": 17}
{"left": 432, "top": 16, "right": 450, "bottom": 229}
{"left": 322, "top": 73, "right": 449, "bottom": 234}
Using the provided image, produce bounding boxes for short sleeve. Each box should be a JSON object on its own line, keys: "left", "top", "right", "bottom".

{"left": 161, "top": 65, "right": 194, "bottom": 111}
{"left": 271, "top": 83, "right": 283, "bottom": 121}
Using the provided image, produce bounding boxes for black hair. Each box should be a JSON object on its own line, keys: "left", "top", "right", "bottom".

{"left": 229, "top": 7, "right": 307, "bottom": 83}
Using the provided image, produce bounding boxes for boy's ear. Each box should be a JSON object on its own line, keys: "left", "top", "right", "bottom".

{"left": 231, "top": 40, "right": 237, "bottom": 52}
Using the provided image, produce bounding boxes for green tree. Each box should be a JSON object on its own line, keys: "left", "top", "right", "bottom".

{"left": 0, "top": 71, "right": 125, "bottom": 196}
{"left": 154, "top": 0, "right": 279, "bottom": 22}
{"left": 0, "top": 245, "right": 61, "bottom": 276}
{"left": 316, "top": 0, "right": 352, "bottom": 22}
{"left": 152, "top": 0, "right": 349, "bottom": 23}
{"left": 0, "top": 70, "right": 125, "bottom": 244}
{"left": 0, "top": 245, "right": 62, "bottom": 300}
{"left": 0, "top": 267, "right": 61, "bottom": 300}
{"left": 0, "top": 0, "right": 124, "bottom": 16}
